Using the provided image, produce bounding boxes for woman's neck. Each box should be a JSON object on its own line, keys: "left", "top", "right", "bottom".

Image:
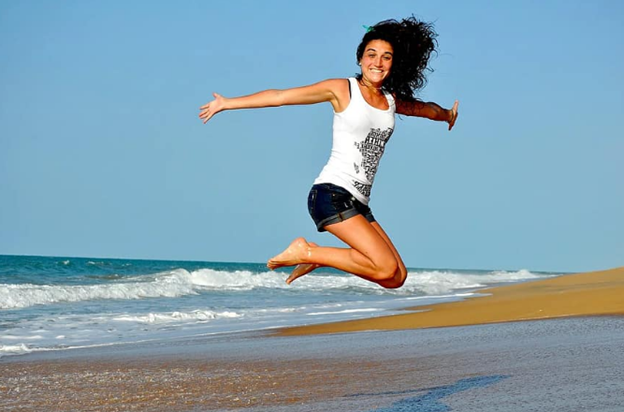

{"left": 358, "top": 77, "right": 383, "bottom": 95}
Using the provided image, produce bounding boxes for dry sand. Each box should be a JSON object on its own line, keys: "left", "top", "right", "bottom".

{"left": 278, "top": 266, "right": 624, "bottom": 336}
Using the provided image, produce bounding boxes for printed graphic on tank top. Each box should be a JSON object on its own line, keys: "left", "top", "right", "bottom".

{"left": 353, "top": 126, "right": 393, "bottom": 198}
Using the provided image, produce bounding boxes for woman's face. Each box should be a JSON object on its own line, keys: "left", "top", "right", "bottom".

{"left": 359, "top": 39, "right": 393, "bottom": 85}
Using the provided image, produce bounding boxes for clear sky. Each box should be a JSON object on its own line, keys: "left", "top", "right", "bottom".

{"left": 1, "top": 1, "right": 622, "bottom": 273}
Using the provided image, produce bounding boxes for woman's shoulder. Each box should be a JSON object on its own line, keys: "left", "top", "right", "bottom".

{"left": 318, "top": 78, "right": 352, "bottom": 89}
{"left": 293, "top": 78, "right": 351, "bottom": 100}
{"left": 319, "top": 78, "right": 352, "bottom": 95}
{"left": 316, "top": 78, "right": 352, "bottom": 113}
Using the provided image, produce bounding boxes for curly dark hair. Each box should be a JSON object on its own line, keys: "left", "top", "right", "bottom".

{"left": 356, "top": 16, "right": 438, "bottom": 102}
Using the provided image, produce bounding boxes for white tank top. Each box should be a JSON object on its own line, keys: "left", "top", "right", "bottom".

{"left": 314, "top": 77, "right": 396, "bottom": 205}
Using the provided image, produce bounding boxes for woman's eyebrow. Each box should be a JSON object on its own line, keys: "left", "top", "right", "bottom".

{"left": 365, "top": 47, "right": 393, "bottom": 55}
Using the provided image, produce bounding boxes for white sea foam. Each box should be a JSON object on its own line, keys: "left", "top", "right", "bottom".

{"left": 185, "top": 268, "right": 287, "bottom": 290}
{"left": 0, "top": 269, "right": 198, "bottom": 309}
{"left": 0, "top": 344, "right": 32, "bottom": 357}
{"left": 113, "top": 310, "right": 242, "bottom": 324}
{"left": 0, "top": 267, "right": 548, "bottom": 309}
{"left": 0, "top": 256, "right": 559, "bottom": 359}
{"left": 399, "top": 269, "right": 544, "bottom": 296}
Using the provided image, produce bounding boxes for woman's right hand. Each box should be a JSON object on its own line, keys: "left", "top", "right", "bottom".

{"left": 199, "top": 93, "right": 226, "bottom": 124}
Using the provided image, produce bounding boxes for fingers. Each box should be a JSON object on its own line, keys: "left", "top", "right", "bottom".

{"left": 448, "top": 112, "right": 457, "bottom": 130}
{"left": 448, "top": 100, "right": 459, "bottom": 131}
{"left": 199, "top": 93, "right": 224, "bottom": 124}
{"left": 198, "top": 107, "right": 214, "bottom": 123}
{"left": 199, "top": 110, "right": 212, "bottom": 123}
{"left": 199, "top": 100, "right": 215, "bottom": 123}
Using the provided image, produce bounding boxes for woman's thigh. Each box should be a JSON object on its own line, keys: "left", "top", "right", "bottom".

{"left": 371, "top": 221, "right": 408, "bottom": 278}
{"left": 324, "top": 214, "right": 397, "bottom": 267}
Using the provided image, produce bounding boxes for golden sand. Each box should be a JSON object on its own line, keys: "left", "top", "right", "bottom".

{"left": 278, "top": 266, "right": 624, "bottom": 336}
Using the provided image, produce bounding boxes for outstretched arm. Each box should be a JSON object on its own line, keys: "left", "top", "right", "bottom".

{"left": 396, "top": 99, "right": 459, "bottom": 131}
{"left": 198, "top": 79, "right": 348, "bottom": 124}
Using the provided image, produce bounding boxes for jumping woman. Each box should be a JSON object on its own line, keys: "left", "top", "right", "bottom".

{"left": 199, "top": 16, "right": 459, "bottom": 289}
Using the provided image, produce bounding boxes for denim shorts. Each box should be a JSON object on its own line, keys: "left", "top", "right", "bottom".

{"left": 308, "top": 183, "right": 376, "bottom": 232}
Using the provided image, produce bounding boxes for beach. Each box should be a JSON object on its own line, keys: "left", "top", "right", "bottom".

{"left": 279, "top": 266, "right": 624, "bottom": 335}
{"left": 1, "top": 267, "right": 623, "bottom": 411}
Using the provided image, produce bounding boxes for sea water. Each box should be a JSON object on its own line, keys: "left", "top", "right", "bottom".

{"left": 0, "top": 255, "right": 560, "bottom": 358}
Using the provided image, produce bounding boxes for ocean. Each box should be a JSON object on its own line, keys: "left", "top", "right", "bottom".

{"left": 0, "top": 255, "right": 560, "bottom": 358}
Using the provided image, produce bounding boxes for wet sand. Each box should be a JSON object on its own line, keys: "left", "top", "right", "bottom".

{"left": 2, "top": 317, "right": 623, "bottom": 411}
{"left": 2, "top": 267, "right": 624, "bottom": 411}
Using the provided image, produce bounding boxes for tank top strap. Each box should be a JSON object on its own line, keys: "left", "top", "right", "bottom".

{"left": 383, "top": 89, "right": 395, "bottom": 109}
{"left": 347, "top": 78, "right": 365, "bottom": 104}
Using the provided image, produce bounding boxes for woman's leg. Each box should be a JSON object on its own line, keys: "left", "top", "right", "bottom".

{"left": 286, "top": 243, "right": 322, "bottom": 285}
{"left": 370, "top": 221, "right": 408, "bottom": 288}
{"left": 268, "top": 215, "right": 405, "bottom": 288}
{"left": 283, "top": 221, "right": 407, "bottom": 287}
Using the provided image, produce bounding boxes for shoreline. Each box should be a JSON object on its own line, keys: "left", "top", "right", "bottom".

{"left": 3, "top": 267, "right": 624, "bottom": 411}
{"left": 277, "top": 266, "right": 624, "bottom": 336}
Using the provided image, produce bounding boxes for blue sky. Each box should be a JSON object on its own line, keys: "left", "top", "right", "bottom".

{"left": 1, "top": 1, "right": 622, "bottom": 273}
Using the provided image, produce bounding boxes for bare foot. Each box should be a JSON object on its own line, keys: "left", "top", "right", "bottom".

{"left": 286, "top": 264, "right": 320, "bottom": 284}
{"left": 267, "top": 237, "right": 311, "bottom": 270}
{"left": 286, "top": 243, "right": 320, "bottom": 284}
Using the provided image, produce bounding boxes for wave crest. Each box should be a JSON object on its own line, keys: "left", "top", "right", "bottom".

{"left": 0, "top": 267, "right": 547, "bottom": 309}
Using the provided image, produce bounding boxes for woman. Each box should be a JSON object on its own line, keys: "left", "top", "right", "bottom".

{"left": 199, "top": 17, "right": 459, "bottom": 289}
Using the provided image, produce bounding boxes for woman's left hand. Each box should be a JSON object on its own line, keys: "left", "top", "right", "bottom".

{"left": 448, "top": 100, "right": 459, "bottom": 131}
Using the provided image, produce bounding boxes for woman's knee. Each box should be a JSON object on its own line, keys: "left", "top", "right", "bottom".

{"left": 372, "top": 255, "right": 399, "bottom": 282}
{"left": 377, "top": 264, "right": 407, "bottom": 289}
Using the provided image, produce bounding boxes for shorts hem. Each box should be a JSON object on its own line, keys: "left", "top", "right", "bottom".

{"left": 315, "top": 208, "right": 360, "bottom": 232}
